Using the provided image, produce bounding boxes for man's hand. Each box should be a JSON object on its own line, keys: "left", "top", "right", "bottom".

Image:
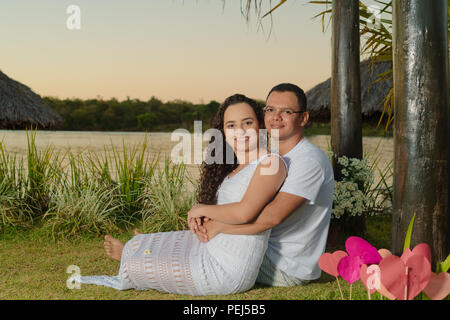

{"left": 204, "top": 219, "right": 221, "bottom": 241}
{"left": 188, "top": 203, "right": 206, "bottom": 220}
{"left": 194, "top": 218, "right": 222, "bottom": 242}
{"left": 193, "top": 217, "right": 222, "bottom": 243}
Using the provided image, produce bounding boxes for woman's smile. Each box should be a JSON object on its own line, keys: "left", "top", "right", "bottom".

{"left": 235, "top": 136, "right": 250, "bottom": 143}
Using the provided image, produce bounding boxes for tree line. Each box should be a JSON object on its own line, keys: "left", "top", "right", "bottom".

{"left": 43, "top": 96, "right": 226, "bottom": 132}
{"left": 43, "top": 96, "right": 392, "bottom": 136}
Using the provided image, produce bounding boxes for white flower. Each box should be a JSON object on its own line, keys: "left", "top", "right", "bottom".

{"left": 338, "top": 156, "right": 349, "bottom": 167}
{"left": 332, "top": 155, "right": 381, "bottom": 219}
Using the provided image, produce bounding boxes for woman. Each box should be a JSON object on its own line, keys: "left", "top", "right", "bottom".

{"left": 78, "top": 94, "right": 287, "bottom": 296}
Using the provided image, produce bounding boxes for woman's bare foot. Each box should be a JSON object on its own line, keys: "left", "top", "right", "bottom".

{"left": 134, "top": 229, "right": 141, "bottom": 236}
{"left": 104, "top": 235, "right": 124, "bottom": 261}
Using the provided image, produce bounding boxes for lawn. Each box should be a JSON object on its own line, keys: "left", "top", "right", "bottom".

{"left": 0, "top": 215, "right": 391, "bottom": 300}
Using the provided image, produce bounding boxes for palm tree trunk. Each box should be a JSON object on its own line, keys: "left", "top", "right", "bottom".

{"left": 330, "top": 0, "right": 364, "bottom": 236}
{"left": 392, "top": 0, "right": 449, "bottom": 266}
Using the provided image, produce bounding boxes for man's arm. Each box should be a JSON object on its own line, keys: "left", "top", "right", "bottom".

{"left": 198, "top": 192, "right": 307, "bottom": 241}
{"left": 189, "top": 155, "right": 286, "bottom": 225}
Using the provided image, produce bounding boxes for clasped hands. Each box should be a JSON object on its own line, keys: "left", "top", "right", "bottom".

{"left": 187, "top": 204, "right": 218, "bottom": 242}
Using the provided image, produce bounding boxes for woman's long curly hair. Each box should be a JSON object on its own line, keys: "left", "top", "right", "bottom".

{"left": 196, "top": 94, "right": 265, "bottom": 205}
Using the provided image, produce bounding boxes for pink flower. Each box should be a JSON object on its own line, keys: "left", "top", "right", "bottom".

{"left": 337, "top": 237, "right": 382, "bottom": 284}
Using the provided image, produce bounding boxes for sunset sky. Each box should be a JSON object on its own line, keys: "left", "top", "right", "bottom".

{"left": 0, "top": 0, "right": 342, "bottom": 104}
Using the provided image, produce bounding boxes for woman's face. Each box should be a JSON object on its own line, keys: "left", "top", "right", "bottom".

{"left": 223, "top": 102, "right": 260, "bottom": 155}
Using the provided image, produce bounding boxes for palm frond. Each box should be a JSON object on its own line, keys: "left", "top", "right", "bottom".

{"left": 262, "top": 0, "right": 288, "bottom": 18}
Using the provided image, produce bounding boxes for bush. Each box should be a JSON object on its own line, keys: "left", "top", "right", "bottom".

{"left": 138, "top": 159, "right": 197, "bottom": 233}
{"left": 0, "top": 130, "right": 198, "bottom": 240}
{"left": 44, "top": 182, "right": 122, "bottom": 240}
{"left": 330, "top": 153, "right": 393, "bottom": 220}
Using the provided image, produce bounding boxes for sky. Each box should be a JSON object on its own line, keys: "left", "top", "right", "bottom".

{"left": 0, "top": 0, "right": 338, "bottom": 104}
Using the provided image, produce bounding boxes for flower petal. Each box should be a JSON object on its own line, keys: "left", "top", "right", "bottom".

{"left": 338, "top": 255, "right": 362, "bottom": 284}
{"left": 345, "top": 236, "right": 381, "bottom": 265}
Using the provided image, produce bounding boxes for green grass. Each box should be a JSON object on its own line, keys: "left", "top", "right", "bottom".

{"left": 0, "top": 215, "right": 392, "bottom": 300}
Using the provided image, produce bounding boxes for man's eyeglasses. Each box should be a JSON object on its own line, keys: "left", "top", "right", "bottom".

{"left": 263, "top": 106, "right": 305, "bottom": 117}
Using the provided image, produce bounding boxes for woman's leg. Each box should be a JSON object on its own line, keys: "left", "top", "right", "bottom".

{"left": 86, "top": 230, "right": 202, "bottom": 294}
{"left": 103, "top": 229, "right": 141, "bottom": 261}
{"left": 103, "top": 235, "right": 124, "bottom": 261}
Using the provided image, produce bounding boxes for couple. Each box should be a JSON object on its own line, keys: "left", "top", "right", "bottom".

{"left": 78, "top": 83, "right": 334, "bottom": 295}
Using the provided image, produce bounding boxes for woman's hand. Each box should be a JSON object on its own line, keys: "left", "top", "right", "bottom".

{"left": 187, "top": 204, "right": 207, "bottom": 233}
{"left": 194, "top": 217, "right": 210, "bottom": 242}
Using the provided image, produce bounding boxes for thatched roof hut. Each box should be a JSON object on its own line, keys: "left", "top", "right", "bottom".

{"left": 0, "top": 70, "right": 61, "bottom": 129}
{"left": 306, "top": 59, "right": 392, "bottom": 121}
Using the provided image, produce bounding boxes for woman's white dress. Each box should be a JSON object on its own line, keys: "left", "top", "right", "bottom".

{"left": 78, "top": 155, "right": 278, "bottom": 296}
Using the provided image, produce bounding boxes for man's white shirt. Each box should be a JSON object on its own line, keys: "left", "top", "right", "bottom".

{"left": 266, "top": 137, "right": 334, "bottom": 280}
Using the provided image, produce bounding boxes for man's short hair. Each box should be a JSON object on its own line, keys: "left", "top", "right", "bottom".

{"left": 266, "top": 83, "right": 307, "bottom": 112}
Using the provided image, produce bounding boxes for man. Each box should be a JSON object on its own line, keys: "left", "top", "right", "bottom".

{"left": 194, "top": 83, "right": 334, "bottom": 286}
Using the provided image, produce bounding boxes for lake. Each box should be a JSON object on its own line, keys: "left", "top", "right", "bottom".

{"left": 0, "top": 130, "right": 393, "bottom": 182}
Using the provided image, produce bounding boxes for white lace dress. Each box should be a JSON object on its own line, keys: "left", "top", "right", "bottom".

{"left": 78, "top": 155, "right": 275, "bottom": 296}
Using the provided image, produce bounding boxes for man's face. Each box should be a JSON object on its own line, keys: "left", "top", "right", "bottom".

{"left": 264, "top": 91, "right": 308, "bottom": 141}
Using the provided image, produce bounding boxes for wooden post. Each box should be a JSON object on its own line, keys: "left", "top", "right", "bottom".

{"left": 331, "top": 0, "right": 364, "bottom": 236}
{"left": 392, "top": 0, "right": 449, "bottom": 266}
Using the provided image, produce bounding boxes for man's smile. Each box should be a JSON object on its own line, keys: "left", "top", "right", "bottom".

{"left": 269, "top": 124, "right": 285, "bottom": 129}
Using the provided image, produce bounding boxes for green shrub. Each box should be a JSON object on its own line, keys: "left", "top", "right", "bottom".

{"left": 44, "top": 182, "right": 123, "bottom": 240}
{"left": 138, "top": 159, "right": 197, "bottom": 233}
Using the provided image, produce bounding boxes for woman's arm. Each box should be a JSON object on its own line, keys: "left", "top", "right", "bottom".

{"left": 196, "top": 192, "right": 308, "bottom": 241}
{"left": 188, "top": 155, "right": 287, "bottom": 225}
{"left": 200, "top": 218, "right": 273, "bottom": 241}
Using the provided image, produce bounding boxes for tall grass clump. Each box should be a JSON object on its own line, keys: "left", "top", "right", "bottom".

{"left": 2, "top": 131, "right": 199, "bottom": 239}
{"left": 110, "top": 136, "right": 159, "bottom": 222}
{"left": 359, "top": 138, "right": 393, "bottom": 215}
{"left": 25, "top": 129, "right": 62, "bottom": 219}
{"left": 86, "top": 135, "right": 159, "bottom": 226}
{"left": 44, "top": 180, "right": 123, "bottom": 240}
{"left": 138, "top": 159, "right": 197, "bottom": 233}
{"left": 42, "top": 151, "right": 118, "bottom": 240}
{"left": 0, "top": 142, "right": 31, "bottom": 229}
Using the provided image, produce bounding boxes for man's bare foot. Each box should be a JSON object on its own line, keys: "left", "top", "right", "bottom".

{"left": 104, "top": 235, "right": 124, "bottom": 261}
{"left": 134, "top": 229, "right": 141, "bottom": 236}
